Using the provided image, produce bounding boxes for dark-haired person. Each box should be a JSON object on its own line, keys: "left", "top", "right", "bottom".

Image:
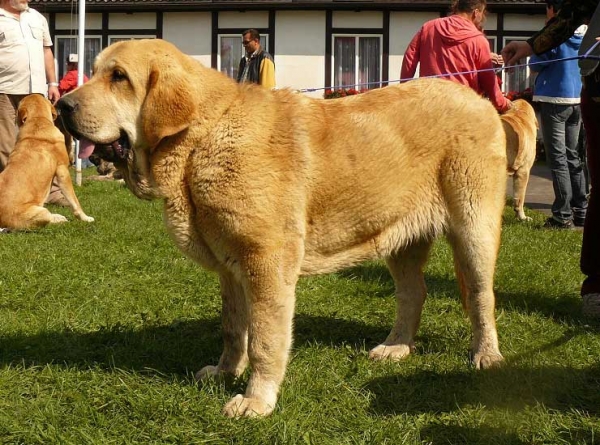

{"left": 530, "top": 0, "right": 588, "bottom": 230}
{"left": 236, "top": 29, "right": 275, "bottom": 89}
{"left": 401, "top": 0, "right": 512, "bottom": 113}
{"left": 502, "top": 0, "right": 600, "bottom": 317}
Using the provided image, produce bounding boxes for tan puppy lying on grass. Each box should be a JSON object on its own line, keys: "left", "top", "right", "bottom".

{"left": 0, "top": 94, "right": 94, "bottom": 230}
{"left": 501, "top": 99, "right": 538, "bottom": 221}
{"left": 57, "top": 39, "right": 507, "bottom": 418}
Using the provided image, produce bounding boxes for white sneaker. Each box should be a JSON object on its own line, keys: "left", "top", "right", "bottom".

{"left": 582, "top": 293, "right": 600, "bottom": 318}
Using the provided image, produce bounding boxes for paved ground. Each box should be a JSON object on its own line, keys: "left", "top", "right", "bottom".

{"left": 506, "top": 162, "right": 553, "bottom": 217}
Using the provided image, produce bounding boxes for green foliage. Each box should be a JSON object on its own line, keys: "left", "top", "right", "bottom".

{"left": 0, "top": 170, "right": 598, "bottom": 444}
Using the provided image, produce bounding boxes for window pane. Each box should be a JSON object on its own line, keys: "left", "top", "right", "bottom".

{"left": 56, "top": 37, "right": 101, "bottom": 79}
{"left": 334, "top": 37, "right": 355, "bottom": 89}
{"left": 503, "top": 39, "right": 532, "bottom": 93}
{"left": 221, "top": 37, "right": 243, "bottom": 79}
{"left": 359, "top": 37, "right": 380, "bottom": 90}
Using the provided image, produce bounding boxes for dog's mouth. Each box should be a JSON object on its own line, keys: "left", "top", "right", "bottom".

{"left": 79, "top": 132, "right": 131, "bottom": 164}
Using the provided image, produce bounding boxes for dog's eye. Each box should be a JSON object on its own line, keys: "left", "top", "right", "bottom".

{"left": 111, "top": 69, "right": 127, "bottom": 82}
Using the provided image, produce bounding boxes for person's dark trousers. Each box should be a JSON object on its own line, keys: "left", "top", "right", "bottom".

{"left": 580, "top": 73, "right": 600, "bottom": 296}
{"left": 540, "top": 102, "right": 587, "bottom": 224}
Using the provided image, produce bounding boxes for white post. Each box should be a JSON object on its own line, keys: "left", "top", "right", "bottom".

{"left": 75, "top": 0, "right": 86, "bottom": 186}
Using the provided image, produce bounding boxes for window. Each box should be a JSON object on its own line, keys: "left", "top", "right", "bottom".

{"left": 502, "top": 37, "right": 534, "bottom": 94}
{"left": 219, "top": 34, "right": 268, "bottom": 80}
{"left": 333, "top": 35, "right": 381, "bottom": 91}
{"left": 55, "top": 36, "right": 101, "bottom": 80}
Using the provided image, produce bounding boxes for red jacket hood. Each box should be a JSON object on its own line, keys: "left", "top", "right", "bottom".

{"left": 433, "top": 15, "right": 482, "bottom": 45}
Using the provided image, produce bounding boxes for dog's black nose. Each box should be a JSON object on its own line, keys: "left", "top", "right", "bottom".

{"left": 55, "top": 96, "right": 78, "bottom": 116}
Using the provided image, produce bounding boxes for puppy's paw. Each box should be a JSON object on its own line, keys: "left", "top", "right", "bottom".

{"left": 80, "top": 215, "right": 95, "bottom": 223}
{"left": 516, "top": 215, "right": 532, "bottom": 222}
{"left": 471, "top": 351, "right": 504, "bottom": 370}
{"left": 50, "top": 214, "right": 68, "bottom": 224}
{"left": 369, "top": 343, "right": 413, "bottom": 361}
{"left": 223, "top": 394, "right": 274, "bottom": 418}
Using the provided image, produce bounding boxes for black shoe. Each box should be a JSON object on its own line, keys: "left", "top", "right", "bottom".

{"left": 543, "top": 217, "right": 574, "bottom": 229}
{"left": 574, "top": 218, "right": 586, "bottom": 227}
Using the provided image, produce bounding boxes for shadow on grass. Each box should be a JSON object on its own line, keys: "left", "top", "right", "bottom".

{"left": 364, "top": 360, "right": 600, "bottom": 417}
{"left": 419, "top": 424, "right": 527, "bottom": 445}
{"left": 0, "top": 310, "right": 598, "bottom": 428}
{"left": 336, "top": 263, "right": 600, "bottom": 331}
{"left": 0, "top": 314, "right": 390, "bottom": 379}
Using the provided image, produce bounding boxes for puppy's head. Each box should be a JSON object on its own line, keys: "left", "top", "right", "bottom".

{"left": 17, "top": 94, "right": 57, "bottom": 127}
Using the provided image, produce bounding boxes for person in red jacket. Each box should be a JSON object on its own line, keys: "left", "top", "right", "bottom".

{"left": 401, "top": 0, "right": 511, "bottom": 113}
{"left": 58, "top": 54, "right": 88, "bottom": 96}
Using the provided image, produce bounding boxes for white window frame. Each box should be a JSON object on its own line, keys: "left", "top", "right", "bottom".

{"left": 54, "top": 35, "right": 102, "bottom": 81}
{"left": 501, "top": 36, "right": 534, "bottom": 94}
{"left": 331, "top": 34, "right": 383, "bottom": 90}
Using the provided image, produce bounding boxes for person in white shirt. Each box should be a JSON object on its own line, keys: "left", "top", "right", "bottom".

{"left": 0, "top": 0, "right": 66, "bottom": 205}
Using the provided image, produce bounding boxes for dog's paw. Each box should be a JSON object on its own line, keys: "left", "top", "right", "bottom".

{"left": 516, "top": 215, "right": 533, "bottom": 222}
{"left": 369, "top": 343, "right": 413, "bottom": 361}
{"left": 80, "top": 215, "right": 95, "bottom": 223}
{"left": 50, "top": 214, "right": 68, "bottom": 224}
{"left": 471, "top": 351, "right": 504, "bottom": 370}
{"left": 223, "top": 394, "right": 274, "bottom": 418}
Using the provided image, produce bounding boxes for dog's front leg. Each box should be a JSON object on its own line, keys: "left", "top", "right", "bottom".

{"left": 54, "top": 165, "right": 94, "bottom": 222}
{"left": 222, "top": 250, "right": 300, "bottom": 418}
{"left": 195, "top": 271, "right": 249, "bottom": 380}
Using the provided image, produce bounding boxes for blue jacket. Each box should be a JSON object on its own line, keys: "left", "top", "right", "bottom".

{"left": 530, "top": 25, "right": 587, "bottom": 103}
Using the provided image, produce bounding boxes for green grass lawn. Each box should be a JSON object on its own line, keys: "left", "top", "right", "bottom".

{"left": 0, "top": 170, "right": 598, "bottom": 444}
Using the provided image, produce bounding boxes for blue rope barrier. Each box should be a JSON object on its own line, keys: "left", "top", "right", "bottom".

{"left": 299, "top": 39, "right": 600, "bottom": 94}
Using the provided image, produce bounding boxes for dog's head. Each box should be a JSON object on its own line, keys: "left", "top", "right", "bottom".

{"left": 56, "top": 39, "right": 203, "bottom": 199}
{"left": 17, "top": 94, "right": 57, "bottom": 127}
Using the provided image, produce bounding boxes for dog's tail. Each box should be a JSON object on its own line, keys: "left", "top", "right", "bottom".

{"left": 501, "top": 103, "right": 537, "bottom": 174}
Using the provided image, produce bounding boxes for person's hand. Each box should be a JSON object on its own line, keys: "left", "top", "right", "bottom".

{"left": 500, "top": 99, "right": 513, "bottom": 114}
{"left": 501, "top": 41, "right": 534, "bottom": 66}
{"left": 490, "top": 52, "right": 504, "bottom": 66}
{"left": 48, "top": 85, "right": 60, "bottom": 104}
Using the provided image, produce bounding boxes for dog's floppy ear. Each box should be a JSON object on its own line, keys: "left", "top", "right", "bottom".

{"left": 16, "top": 103, "right": 28, "bottom": 126}
{"left": 141, "top": 57, "right": 197, "bottom": 148}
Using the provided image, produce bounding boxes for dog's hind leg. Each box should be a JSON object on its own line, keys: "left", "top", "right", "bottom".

{"left": 447, "top": 213, "right": 504, "bottom": 370}
{"left": 195, "top": 271, "right": 249, "bottom": 381}
{"left": 369, "top": 239, "right": 433, "bottom": 361}
{"left": 512, "top": 167, "right": 532, "bottom": 221}
{"left": 17, "top": 206, "right": 67, "bottom": 229}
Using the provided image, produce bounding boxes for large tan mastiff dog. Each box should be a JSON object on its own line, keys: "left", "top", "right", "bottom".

{"left": 57, "top": 39, "right": 507, "bottom": 418}
{"left": 0, "top": 94, "right": 94, "bottom": 230}
{"left": 501, "top": 99, "right": 538, "bottom": 221}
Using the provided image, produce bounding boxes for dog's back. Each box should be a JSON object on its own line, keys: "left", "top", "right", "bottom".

{"left": 500, "top": 99, "right": 538, "bottom": 221}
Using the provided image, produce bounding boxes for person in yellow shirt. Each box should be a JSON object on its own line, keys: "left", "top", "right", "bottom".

{"left": 236, "top": 29, "right": 275, "bottom": 89}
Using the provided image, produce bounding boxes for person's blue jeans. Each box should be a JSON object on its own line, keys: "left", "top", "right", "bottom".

{"left": 540, "top": 102, "right": 588, "bottom": 224}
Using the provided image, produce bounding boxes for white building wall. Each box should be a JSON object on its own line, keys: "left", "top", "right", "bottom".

{"left": 390, "top": 11, "right": 438, "bottom": 82}
{"left": 218, "top": 11, "right": 269, "bottom": 29}
{"left": 55, "top": 13, "right": 102, "bottom": 30}
{"left": 275, "top": 11, "right": 326, "bottom": 98}
{"left": 332, "top": 11, "right": 382, "bottom": 28}
{"left": 504, "top": 13, "right": 546, "bottom": 32}
{"left": 109, "top": 12, "right": 156, "bottom": 29}
{"left": 163, "top": 12, "right": 212, "bottom": 66}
